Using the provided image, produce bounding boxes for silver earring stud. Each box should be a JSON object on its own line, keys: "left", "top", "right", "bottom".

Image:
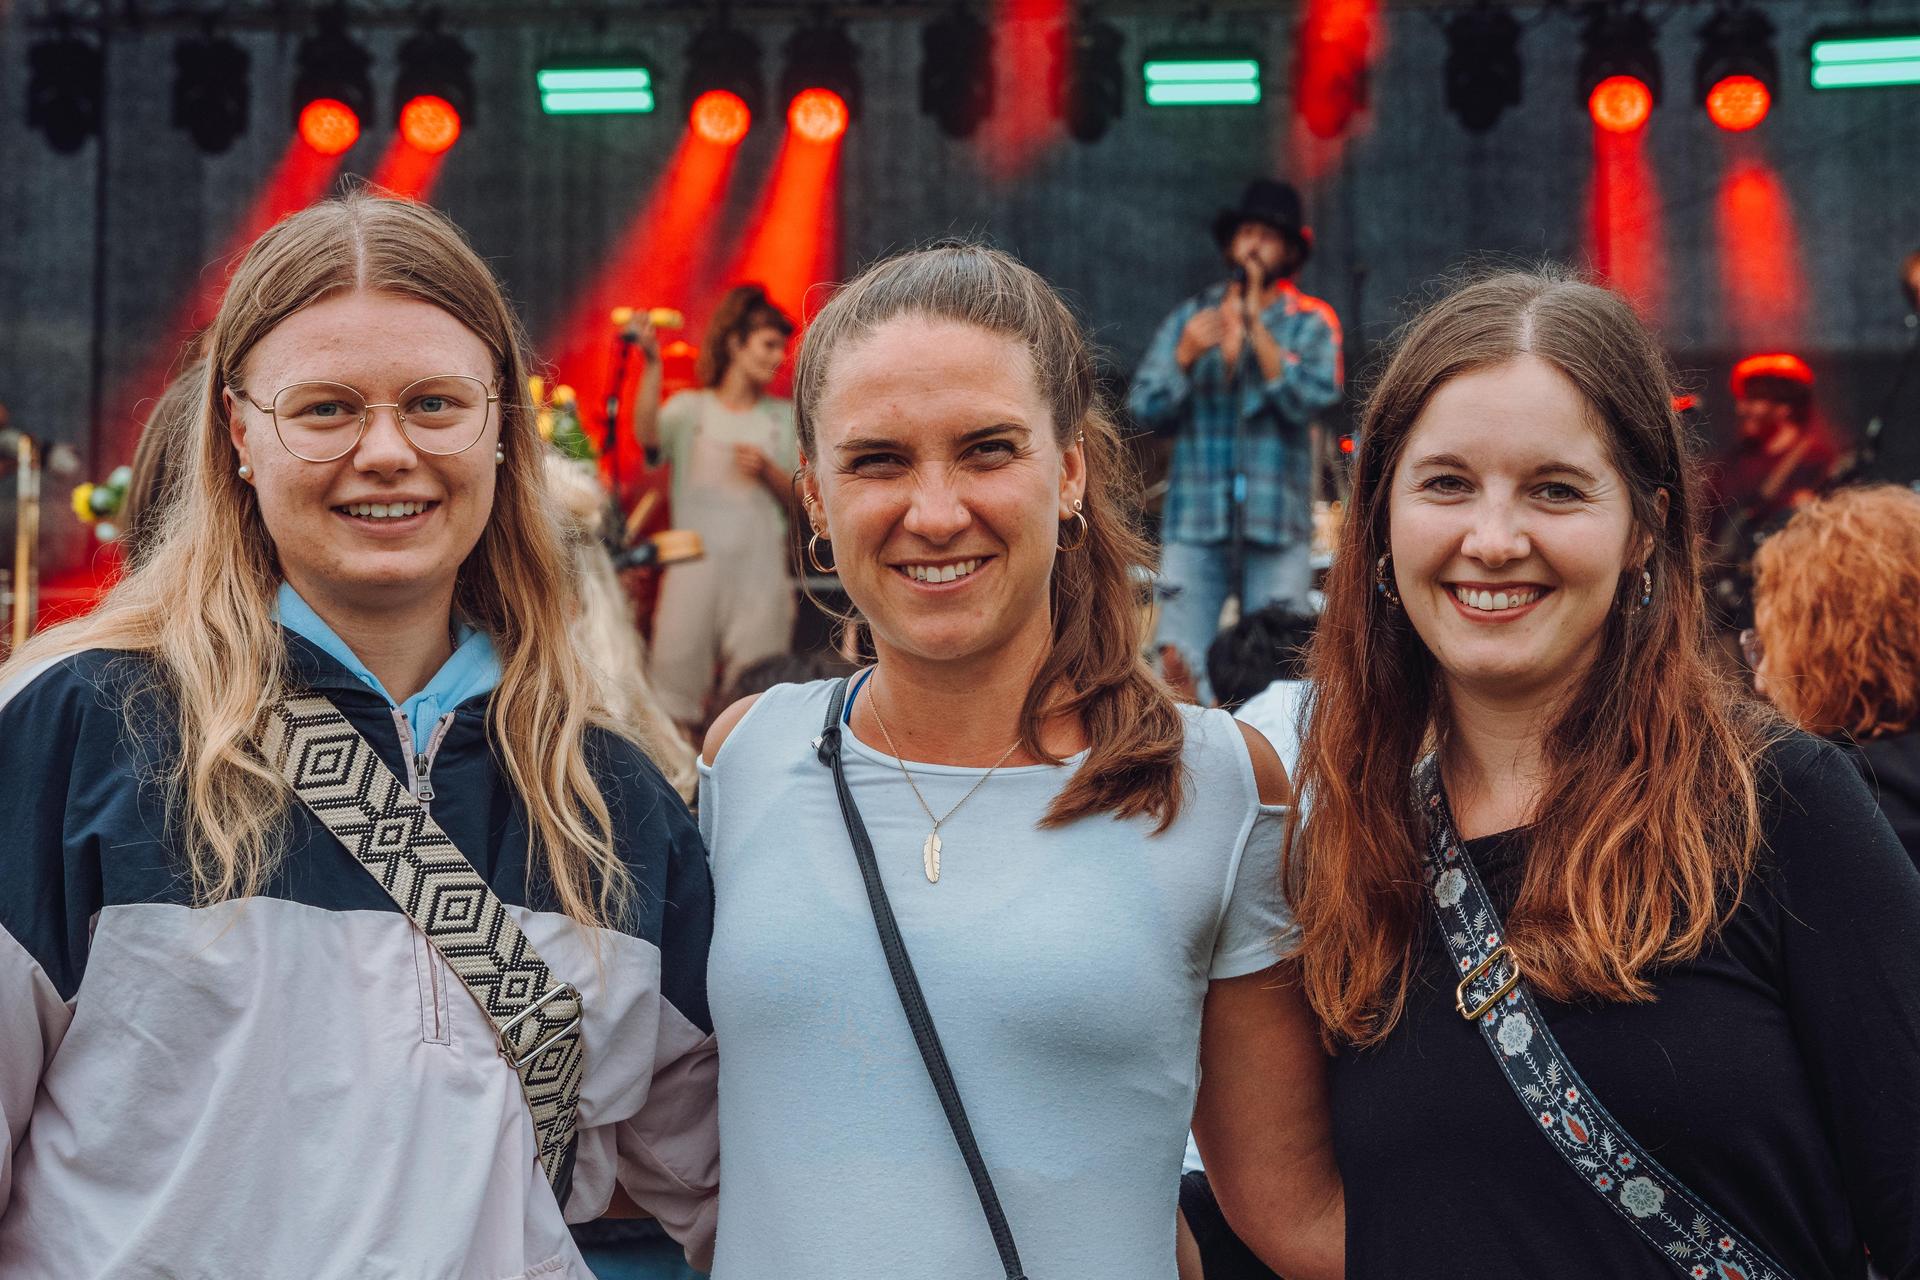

{"left": 237, "top": 463, "right": 252, "bottom": 480}
{"left": 494, "top": 447, "right": 506, "bottom": 466}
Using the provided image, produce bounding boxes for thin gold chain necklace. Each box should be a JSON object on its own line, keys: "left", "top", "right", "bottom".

{"left": 866, "top": 677, "right": 1021, "bottom": 884}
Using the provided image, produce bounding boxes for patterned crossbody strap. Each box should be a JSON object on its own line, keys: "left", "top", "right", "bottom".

{"left": 1415, "top": 758, "right": 1798, "bottom": 1280}
{"left": 260, "top": 694, "right": 584, "bottom": 1206}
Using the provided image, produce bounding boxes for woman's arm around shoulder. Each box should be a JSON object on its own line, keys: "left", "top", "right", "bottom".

{"left": 1190, "top": 721, "right": 1340, "bottom": 1279}
{"left": 1192, "top": 964, "right": 1343, "bottom": 1280}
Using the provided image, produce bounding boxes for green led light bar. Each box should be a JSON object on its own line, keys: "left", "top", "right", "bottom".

{"left": 537, "top": 62, "right": 656, "bottom": 114}
{"left": 1809, "top": 29, "right": 1920, "bottom": 89}
{"left": 1142, "top": 49, "right": 1263, "bottom": 107}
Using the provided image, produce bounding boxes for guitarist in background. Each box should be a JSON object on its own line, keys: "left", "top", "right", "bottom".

{"left": 1705, "top": 353, "right": 1840, "bottom": 630}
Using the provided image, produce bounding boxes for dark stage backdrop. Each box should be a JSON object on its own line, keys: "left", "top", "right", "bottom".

{"left": 2, "top": 2, "right": 1918, "bottom": 578}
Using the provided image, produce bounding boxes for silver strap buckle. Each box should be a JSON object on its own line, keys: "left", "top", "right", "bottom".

{"left": 498, "top": 982, "right": 582, "bottom": 1069}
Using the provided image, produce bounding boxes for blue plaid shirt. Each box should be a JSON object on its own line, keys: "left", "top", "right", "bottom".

{"left": 1129, "top": 282, "right": 1344, "bottom": 547}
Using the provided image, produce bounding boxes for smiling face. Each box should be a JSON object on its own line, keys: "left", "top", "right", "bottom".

{"left": 728, "top": 325, "right": 790, "bottom": 390}
{"left": 1388, "top": 355, "right": 1648, "bottom": 706}
{"left": 806, "top": 315, "right": 1085, "bottom": 669}
{"left": 226, "top": 289, "right": 501, "bottom": 616}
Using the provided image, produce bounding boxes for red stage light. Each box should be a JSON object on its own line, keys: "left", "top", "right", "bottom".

{"left": 298, "top": 97, "right": 360, "bottom": 155}
{"left": 788, "top": 88, "right": 848, "bottom": 143}
{"left": 1589, "top": 75, "right": 1652, "bottom": 133}
{"left": 691, "top": 90, "right": 750, "bottom": 145}
{"left": 399, "top": 94, "right": 461, "bottom": 153}
{"left": 1705, "top": 74, "right": 1770, "bottom": 131}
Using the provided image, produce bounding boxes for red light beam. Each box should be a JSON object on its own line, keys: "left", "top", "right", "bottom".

{"left": 1586, "top": 125, "right": 1667, "bottom": 323}
{"left": 729, "top": 133, "right": 844, "bottom": 332}
{"left": 99, "top": 139, "right": 343, "bottom": 462}
{"left": 1717, "top": 156, "right": 1804, "bottom": 347}
{"left": 976, "top": 0, "right": 1066, "bottom": 182}
{"left": 369, "top": 136, "right": 448, "bottom": 201}
{"left": 542, "top": 129, "right": 743, "bottom": 463}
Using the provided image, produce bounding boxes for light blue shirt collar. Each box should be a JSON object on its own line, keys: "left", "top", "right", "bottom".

{"left": 275, "top": 582, "right": 503, "bottom": 752}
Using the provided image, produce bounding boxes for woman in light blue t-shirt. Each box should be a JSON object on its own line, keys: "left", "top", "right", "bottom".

{"left": 700, "top": 245, "right": 1344, "bottom": 1280}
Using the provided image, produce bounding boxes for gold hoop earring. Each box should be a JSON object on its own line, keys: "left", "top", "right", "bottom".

{"left": 1375, "top": 553, "right": 1401, "bottom": 607}
{"left": 1058, "top": 500, "right": 1089, "bottom": 552}
{"left": 807, "top": 531, "right": 837, "bottom": 575}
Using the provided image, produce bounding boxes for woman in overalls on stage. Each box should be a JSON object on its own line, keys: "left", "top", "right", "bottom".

{"left": 632, "top": 284, "right": 801, "bottom": 731}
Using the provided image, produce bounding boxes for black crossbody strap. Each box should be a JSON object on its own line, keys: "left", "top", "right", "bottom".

{"left": 814, "top": 679, "right": 1030, "bottom": 1280}
{"left": 1416, "top": 757, "right": 1797, "bottom": 1280}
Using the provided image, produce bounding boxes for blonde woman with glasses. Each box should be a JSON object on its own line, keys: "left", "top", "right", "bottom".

{"left": 0, "top": 194, "right": 718, "bottom": 1278}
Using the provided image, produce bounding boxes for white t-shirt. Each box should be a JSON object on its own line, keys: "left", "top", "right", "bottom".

{"left": 700, "top": 679, "right": 1297, "bottom": 1279}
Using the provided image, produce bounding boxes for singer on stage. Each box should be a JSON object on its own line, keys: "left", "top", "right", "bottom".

{"left": 1130, "top": 180, "right": 1343, "bottom": 703}
{"left": 632, "top": 284, "right": 800, "bottom": 730}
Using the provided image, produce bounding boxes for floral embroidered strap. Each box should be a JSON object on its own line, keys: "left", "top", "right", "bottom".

{"left": 1415, "top": 757, "right": 1797, "bottom": 1280}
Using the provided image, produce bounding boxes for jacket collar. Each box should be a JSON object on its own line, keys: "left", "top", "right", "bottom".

{"left": 275, "top": 584, "right": 502, "bottom": 733}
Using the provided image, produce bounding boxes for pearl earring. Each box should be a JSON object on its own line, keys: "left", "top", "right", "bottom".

{"left": 237, "top": 463, "right": 252, "bottom": 480}
{"left": 494, "top": 447, "right": 506, "bottom": 466}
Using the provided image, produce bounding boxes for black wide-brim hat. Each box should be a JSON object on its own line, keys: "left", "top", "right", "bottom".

{"left": 1212, "top": 179, "right": 1314, "bottom": 265}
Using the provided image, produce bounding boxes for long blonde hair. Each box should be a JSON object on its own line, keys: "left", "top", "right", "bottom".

{"left": 542, "top": 453, "right": 697, "bottom": 800}
{"left": 5, "top": 194, "right": 635, "bottom": 931}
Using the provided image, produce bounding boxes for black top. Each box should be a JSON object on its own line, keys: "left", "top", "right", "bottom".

{"left": 1330, "top": 735, "right": 1920, "bottom": 1279}
{"left": 1843, "top": 729, "right": 1920, "bottom": 874}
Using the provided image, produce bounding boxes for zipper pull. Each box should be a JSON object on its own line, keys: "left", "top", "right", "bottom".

{"left": 413, "top": 754, "right": 434, "bottom": 803}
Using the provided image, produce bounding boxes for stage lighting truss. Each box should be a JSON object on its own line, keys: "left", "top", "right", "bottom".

{"left": 1809, "top": 27, "right": 1920, "bottom": 90}
{"left": 1051, "top": 12, "right": 1126, "bottom": 143}
{"left": 395, "top": 19, "right": 475, "bottom": 148}
{"left": 684, "top": 18, "right": 763, "bottom": 125}
{"left": 1443, "top": 8, "right": 1523, "bottom": 133}
{"left": 173, "top": 30, "right": 250, "bottom": 154}
{"left": 1696, "top": 6, "right": 1775, "bottom": 130}
{"left": 1578, "top": 6, "right": 1662, "bottom": 132}
{"left": 1141, "top": 44, "right": 1263, "bottom": 108}
{"left": 27, "top": 28, "right": 104, "bottom": 154}
{"left": 920, "top": 4, "right": 994, "bottom": 138}
{"left": 781, "top": 16, "right": 862, "bottom": 126}
{"left": 293, "top": 7, "right": 373, "bottom": 153}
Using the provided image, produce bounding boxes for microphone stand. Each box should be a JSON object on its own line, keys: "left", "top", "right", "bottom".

{"left": 603, "top": 330, "right": 639, "bottom": 509}
{"left": 1858, "top": 314, "right": 1920, "bottom": 481}
{"left": 1224, "top": 276, "right": 1258, "bottom": 612}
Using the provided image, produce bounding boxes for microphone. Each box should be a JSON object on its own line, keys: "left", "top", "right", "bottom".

{"left": 610, "top": 307, "right": 686, "bottom": 343}
{"left": 1229, "top": 264, "right": 1249, "bottom": 288}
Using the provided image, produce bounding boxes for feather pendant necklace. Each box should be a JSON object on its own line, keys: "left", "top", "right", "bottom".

{"left": 868, "top": 678, "right": 1021, "bottom": 884}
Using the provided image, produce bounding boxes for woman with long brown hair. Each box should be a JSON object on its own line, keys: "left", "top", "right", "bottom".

{"left": 697, "top": 244, "right": 1342, "bottom": 1279}
{"left": 1290, "top": 270, "right": 1920, "bottom": 1277}
{"left": 630, "top": 283, "right": 800, "bottom": 729}
{"left": 0, "top": 194, "right": 717, "bottom": 1276}
{"left": 1750, "top": 483, "right": 1920, "bottom": 866}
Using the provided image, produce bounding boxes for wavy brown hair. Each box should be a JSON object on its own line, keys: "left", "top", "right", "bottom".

{"left": 1753, "top": 484, "right": 1920, "bottom": 739}
{"left": 1289, "top": 269, "right": 1770, "bottom": 1046}
{"left": 4, "top": 193, "right": 635, "bottom": 931}
{"left": 696, "top": 283, "right": 795, "bottom": 387}
{"left": 792, "top": 243, "right": 1184, "bottom": 829}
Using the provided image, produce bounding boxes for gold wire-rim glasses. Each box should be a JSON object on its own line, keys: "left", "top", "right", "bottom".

{"left": 236, "top": 375, "right": 502, "bottom": 463}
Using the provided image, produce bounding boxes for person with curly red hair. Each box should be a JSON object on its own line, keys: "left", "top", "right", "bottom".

{"left": 1751, "top": 483, "right": 1920, "bottom": 866}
